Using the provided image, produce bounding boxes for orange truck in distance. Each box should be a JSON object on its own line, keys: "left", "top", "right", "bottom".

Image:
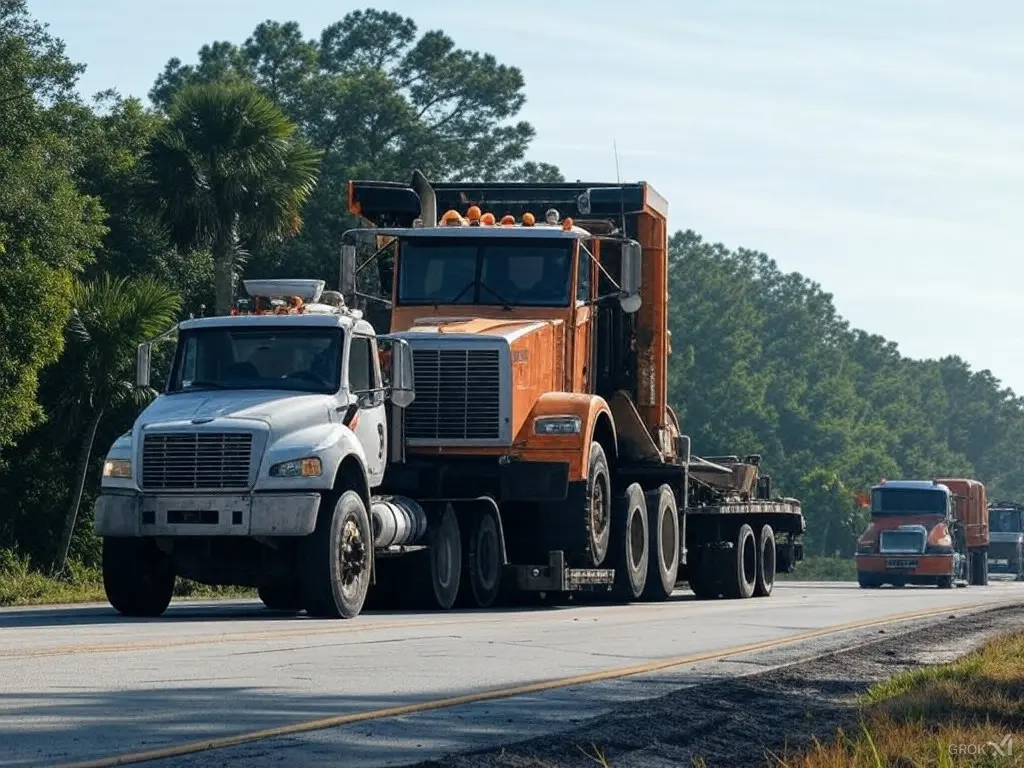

{"left": 855, "top": 478, "right": 990, "bottom": 589}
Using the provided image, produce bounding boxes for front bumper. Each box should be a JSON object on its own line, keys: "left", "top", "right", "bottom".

{"left": 855, "top": 553, "right": 953, "bottom": 577}
{"left": 94, "top": 491, "right": 321, "bottom": 537}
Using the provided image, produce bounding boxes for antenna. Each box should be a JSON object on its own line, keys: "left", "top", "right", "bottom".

{"left": 613, "top": 139, "right": 622, "bottom": 183}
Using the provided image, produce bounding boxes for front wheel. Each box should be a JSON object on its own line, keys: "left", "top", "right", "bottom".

{"left": 300, "top": 490, "right": 372, "bottom": 619}
{"left": 102, "top": 537, "right": 176, "bottom": 617}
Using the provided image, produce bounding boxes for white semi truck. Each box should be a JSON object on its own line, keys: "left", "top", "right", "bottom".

{"left": 94, "top": 279, "right": 427, "bottom": 618}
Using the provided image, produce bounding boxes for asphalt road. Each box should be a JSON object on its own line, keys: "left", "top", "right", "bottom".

{"left": 3, "top": 579, "right": 1024, "bottom": 768}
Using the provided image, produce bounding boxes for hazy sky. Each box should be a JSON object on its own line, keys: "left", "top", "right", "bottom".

{"left": 30, "top": 0, "right": 1024, "bottom": 392}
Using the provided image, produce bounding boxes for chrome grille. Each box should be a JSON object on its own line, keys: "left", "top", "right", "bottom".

{"left": 142, "top": 432, "right": 253, "bottom": 490}
{"left": 405, "top": 348, "right": 502, "bottom": 441}
{"left": 879, "top": 529, "right": 926, "bottom": 554}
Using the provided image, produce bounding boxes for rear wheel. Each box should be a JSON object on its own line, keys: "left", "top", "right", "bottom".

{"left": 642, "top": 485, "right": 679, "bottom": 601}
{"left": 457, "top": 509, "right": 503, "bottom": 609}
{"left": 412, "top": 503, "right": 462, "bottom": 610}
{"left": 753, "top": 525, "right": 776, "bottom": 597}
{"left": 936, "top": 576, "right": 953, "bottom": 589}
{"left": 103, "top": 537, "right": 176, "bottom": 617}
{"left": 300, "top": 490, "right": 372, "bottom": 619}
{"left": 723, "top": 524, "right": 757, "bottom": 599}
{"left": 970, "top": 549, "right": 989, "bottom": 585}
{"left": 609, "top": 483, "right": 648, "bottom": 601}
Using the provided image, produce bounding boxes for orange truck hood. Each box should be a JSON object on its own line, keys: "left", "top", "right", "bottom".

{"left": 858, "top": 514, "right": 951, "bottom": 548}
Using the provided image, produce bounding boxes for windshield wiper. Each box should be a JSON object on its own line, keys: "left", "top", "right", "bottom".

{"left": 478, "top": 281, "right": 512, "bottom": 310}
{"left": 444, "top": 280, "right": 476, "bottom": 305}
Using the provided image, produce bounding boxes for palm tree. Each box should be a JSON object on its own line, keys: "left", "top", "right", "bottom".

{"left": 142, "top": 81, "right": 322, "bottom": 315}
{"left": 51, "top": 274, "right": 181, "bottom": 575}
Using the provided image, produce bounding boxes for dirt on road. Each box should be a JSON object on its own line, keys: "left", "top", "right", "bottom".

{"left": 410, "top": 603, "right": 1024, "bottom": 768}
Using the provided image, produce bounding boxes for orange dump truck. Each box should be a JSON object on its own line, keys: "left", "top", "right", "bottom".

{"left": 855, "top": 478, "right": 989, "bottom": 588}
{"left": 338, "top": 171, "right": 805, "bottom": 609}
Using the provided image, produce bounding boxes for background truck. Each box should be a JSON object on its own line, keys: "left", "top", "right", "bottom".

{"left": 855, "top": 478, "right": 989, "bottom": 588}
{"left": 987, "top": 500, "right": 1024, "bottom": 579}
{"left": 342, "top": 171, "right": 805, "bottom": 608}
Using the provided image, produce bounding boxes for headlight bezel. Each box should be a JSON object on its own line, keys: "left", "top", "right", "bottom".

{"left": 533, "top": 415, "right": 582, "bottom": 436}
{"left": 269, "top": 456, "right": 323, "bottom": 478}
{"left": 102, "top": 458, "right": 133, "bottom": 480}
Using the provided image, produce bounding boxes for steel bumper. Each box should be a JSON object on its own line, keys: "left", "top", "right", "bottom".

{"left": 94, "top": 491, "right": 321, "bottom": 537}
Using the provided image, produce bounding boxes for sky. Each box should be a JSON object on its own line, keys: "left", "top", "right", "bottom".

{"left": 29, "top": 0, "right": 1024, "bottom": 392}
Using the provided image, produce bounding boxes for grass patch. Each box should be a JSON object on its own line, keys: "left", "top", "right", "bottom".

{"left": 777, "top": 556, "right": 857, "bottom": 582}
{"left": 773, "top": 632, "right": 1024, "bottom": 766}
{"left": 0, "top": 549, "right": 255, "bottom": 607}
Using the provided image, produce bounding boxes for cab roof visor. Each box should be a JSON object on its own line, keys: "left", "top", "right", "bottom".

{"left": 347, "top": 178, "right": 656, "bottom": 227}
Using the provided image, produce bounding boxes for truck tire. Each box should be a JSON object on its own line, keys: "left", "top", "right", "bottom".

{"left": 723, "top": 524, "right": 757, "bottom": 599}
{"left": 858, "top": 573, "right": 881, "bottom": 588}
{"left": 936, "top": 575, "right": 953, "bottom": 589}
{"left": 581, "top": 442, "right": 612, "bottom": 567}
{"left": 971, "top": 548, "right": 989, "bottom": 585}
{"left": 753, "top": 524, "right": 776, "bottom": 597}
{"left": 300, "top": 489, "right": 372, "bottom": 619}
{"left": 609, "top": 483, "right": 648, "bottom": 601}
{"left": 413, "top": 503, "right": 462, "bottom": 610}
{"left": 687, "top": 549, "right": 720, "bottom": 599}
{"left": 642, "top": 485, "right": 679, "bottom": 601}
{"left": 458, "top": 509, "right": 503, "bottom": 609}
{"left": 258, "top": 585, "right": 302, "bottom": 612}
{"left": 102, "top": 537, "right": 176, "bottom": 617}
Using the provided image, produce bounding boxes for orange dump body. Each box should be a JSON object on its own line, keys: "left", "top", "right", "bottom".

{"left": 935, "top": 477, "right": 989, "bottom": 549}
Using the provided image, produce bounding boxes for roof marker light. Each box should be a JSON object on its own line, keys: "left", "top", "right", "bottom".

{"left": 480, "top": 212, "right": 496, "bottom": 226}
{"left": 545, "top": 208, "right": 560, "bottom": 224}
{"left": 521, "top": 212, "right": 536, "bottom": 227}
{"left": 500, "top": 214, "right": 516, "bottom": 226}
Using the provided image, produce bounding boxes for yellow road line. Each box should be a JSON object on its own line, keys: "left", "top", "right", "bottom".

{"left": 53, "top": 602, "right": 991, "bottom": 768}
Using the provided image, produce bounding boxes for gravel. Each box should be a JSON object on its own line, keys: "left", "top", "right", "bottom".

{"left": 407, "top": 604, "right": 1024, "bottom": 768}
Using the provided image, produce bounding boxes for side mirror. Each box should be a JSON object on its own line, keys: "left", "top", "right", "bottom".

{"left": 619, "top": 240, "right": 643, "bottom": 313}
{"left": 381, "top": 337, "right": 415, "bottom": 409}
{"left": 341, "top": 244, "right": 357, "bottom": 297}
{"left": 136, "top": 343, "right": 152, "bottom": 389}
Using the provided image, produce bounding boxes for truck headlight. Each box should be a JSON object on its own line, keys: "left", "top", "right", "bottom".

{"left": 270, "top": 457, "right": 323, "bottom": 478}
{"left": 856, "top": 541, "right": 874, "bottom": 554}
{"left": 102, "top": 459, "right": 132, "bottom": 479}
{"left": 533, "top": 416, "right": 581, "bottom": 436}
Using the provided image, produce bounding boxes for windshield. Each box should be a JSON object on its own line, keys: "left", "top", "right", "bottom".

{"left": 169, "top": 327, "right": 343, "bottom": 394}
{"left": 871, "top": 488, "right": 947, "bottom": 515}
{"left": 396, "top": 236, "right": 573, "bottom": 307}
{"left": 990, "top": 509, "right": 1024, "bottom": 533}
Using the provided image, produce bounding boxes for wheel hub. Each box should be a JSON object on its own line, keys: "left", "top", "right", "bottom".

{"left": 590, "top": 477, "right": 609, "bottom": 541}
{"left": 340, "top": 519, "right": 367, "bottom": 587}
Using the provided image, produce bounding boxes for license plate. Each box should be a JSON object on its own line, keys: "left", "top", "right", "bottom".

{"left": 886, "top": 558, "right": 918, "bottom": 569}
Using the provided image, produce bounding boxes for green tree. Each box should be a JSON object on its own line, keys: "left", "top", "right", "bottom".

{"left": 147, "top": 10, "right": 562, "bottom": 284}
{"left": 0, "top": 0, "right": 106, "bottom": 453}
{"left": 141, "top": 81, "right": 322, "bottom": 314}
{"left": 51, "top": 274, "right": 181, "bottom": 574}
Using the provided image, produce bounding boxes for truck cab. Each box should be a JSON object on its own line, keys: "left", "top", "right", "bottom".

{"left": 988, "top": 501, "right": 1024, "bottom": 579}
{"left": 94, "top": 278, "right": 415, "bottom": 619}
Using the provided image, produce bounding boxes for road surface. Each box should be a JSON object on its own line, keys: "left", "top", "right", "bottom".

{"left": 2, "top": 579, "right": 1023, "bottom": 768}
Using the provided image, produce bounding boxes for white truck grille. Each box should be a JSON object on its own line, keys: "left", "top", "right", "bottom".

{"left": 405, "top": 348, "right": 503, "bottom": 441}
{"left": 141, "top": 432, "right": 253, "bottom": 490}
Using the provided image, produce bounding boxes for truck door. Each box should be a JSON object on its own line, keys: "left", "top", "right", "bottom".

{"left": 348, "top": 333, "right": 387, "bottom": 487}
